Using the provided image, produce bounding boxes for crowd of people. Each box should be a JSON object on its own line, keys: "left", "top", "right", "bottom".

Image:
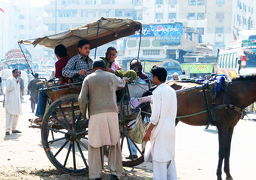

{"left": 3, "top": 39, "right": 178, "bottom": 180}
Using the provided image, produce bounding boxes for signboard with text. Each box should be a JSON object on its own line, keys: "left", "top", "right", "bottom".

{"left": 132, "top": 23, "right": 183, "bottom": 46}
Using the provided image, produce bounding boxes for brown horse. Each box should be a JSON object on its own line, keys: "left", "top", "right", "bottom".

{"left": 142, "top": 76, "right": 256, "bottom": 180}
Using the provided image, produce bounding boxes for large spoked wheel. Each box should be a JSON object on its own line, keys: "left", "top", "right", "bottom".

{"left": 41, "top": 94, "right": 89, "bottom": 175}
{"left": 120, "top": 128, "right": 145, "bottom": 167}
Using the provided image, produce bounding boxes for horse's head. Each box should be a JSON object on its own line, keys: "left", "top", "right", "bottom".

{"left": 227, "top": 75, "right": 256, "bottom": 108}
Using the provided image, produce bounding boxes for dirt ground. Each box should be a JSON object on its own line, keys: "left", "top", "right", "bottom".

{"left": 0, "top": 96, "right": 256, "bottom": 180}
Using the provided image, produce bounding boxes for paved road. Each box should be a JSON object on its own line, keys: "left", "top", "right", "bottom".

{"left": 0, "top": 95, "right": 256, "bottom": 179}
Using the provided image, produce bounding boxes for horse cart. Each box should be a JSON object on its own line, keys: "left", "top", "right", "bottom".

{"left": 19, "top": 18, "right": 151, "bottom": 175}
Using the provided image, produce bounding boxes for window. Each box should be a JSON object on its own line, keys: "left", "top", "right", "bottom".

{"left": 168, "top": 13, "right": 176, "bottom": 19}
{"left": 197, "top": 27, "right": 204, "bottom": 35}
{"left": 132, "top": 0, "right": 142, "bottom": 5}
{"left": 85, "top": 0, "right": 96, "bottom": 5}
{"left": 216, "top": 0, "right": 225, "bottom": 5}
{"left": 169, "top": 0, "right": 177, "bottom": 6}
{"left": 197, "top": 13, "right": 205, "bottom": 20}
{"left": 48, "top": 24, "right": 56, "bottom": 31}
{"left": 18, "top": 15, "right": 25, "bottom": 20}
{"left": 155, "top": 13, "right": 163, "bottom": 19}
{"left": 127, "top": 40, "right": 137, "bottom": 48}
{"left": 101, "top": 0, "right": 114, "bottom": 4}
{"left": 115, "top": 10, "right": 123, "bottom": 17}
{"left": 155, "top": 0, "right": 163, "bottom": 5}
{"left": 216, "top": 27, "right": 224, "bottom": 33}
{"left": 143, "top": 50, "right": 160, "bottom": 56}
{"left": 60, "top": 24, "right": 69, "bottom": 31}
{"left": 188, "top": 0, "right": 204, "bottom": 6}
{"left": 58, "top": 10, "right": 78, "bottom": 17}
{"left": 141, "top": 40, "right": 150, "bottom": 47}
{"left": 187, "top": 13, "right": 196, "bottom": 20}
{"left": 216, "top": 12, "right": 224, "bottom": 22}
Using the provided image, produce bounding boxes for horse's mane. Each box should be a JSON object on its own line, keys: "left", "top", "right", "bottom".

{"left": 232, "top": 75, "right": 256, "bottom": 82}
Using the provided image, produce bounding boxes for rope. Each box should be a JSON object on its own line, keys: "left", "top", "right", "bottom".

{"left": 176, "top": 110, "right": 208, "bottom": 119}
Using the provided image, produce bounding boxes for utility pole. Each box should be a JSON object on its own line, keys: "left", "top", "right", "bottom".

{"left": 55, "top": 0, "right": 57, "bottom": 33}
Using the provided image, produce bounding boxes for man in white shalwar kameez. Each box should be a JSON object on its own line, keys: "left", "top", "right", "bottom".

{"left": 143, "top": 66, "right": 177, "bottom": 180}
{"left": 5, "top": 69, "right": 22, "bottom": 135}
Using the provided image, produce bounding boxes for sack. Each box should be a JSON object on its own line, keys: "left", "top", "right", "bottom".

{"left": 128, "top": 110, "right": 146, "bottom": 144}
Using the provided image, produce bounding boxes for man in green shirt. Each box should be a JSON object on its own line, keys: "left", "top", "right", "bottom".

{"left": 101, "top": 47, "right": 137, "bottom": 81}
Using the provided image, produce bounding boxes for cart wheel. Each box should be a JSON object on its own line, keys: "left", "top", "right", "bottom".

{"left": 120, "top": 115, "right": 150, "bottom": 167}
{"left": 120, "top": 132, "right": 145, "bottom": 167}
{"left": 41, "top": 94, "right": 89, "bottom": 175}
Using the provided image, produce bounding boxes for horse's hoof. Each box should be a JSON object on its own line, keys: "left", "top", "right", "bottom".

{"left": 226, "top": 176, "right": 233, "bottom": 180}
{"left": 217, "top": 177, "right": 222, "bottom": 180}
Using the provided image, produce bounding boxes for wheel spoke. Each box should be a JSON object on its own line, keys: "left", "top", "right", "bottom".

{"left": 76, "top": 141, "right": 89, "bottom": 169}
{"left": 75, "top": 112, "right": 82, "bottom": 127}
{"left": 51, "top": 130, "right": 55, "bottom": 141}
{"left": 47, "top": 127, "right": 67, "bottom": 135}
{"left": 52, "top": 114, "right": 68, "bottom": 129}
{"left": 77, "top": 139, "right": 88, "bottom": 150}
{"left": 64, "top": 143, "right": 72, "bottom": 167}
{"left": 54, "top": 140, "right": 68, "bottom": 158}
{"left": 59, "top": 105, "right": 69, "bottom": 128}
{"left": 49, "top": 137, "right": 66, "bottom": 144}
{"left": 71, "top": 101, "right": 76, "bottom": 130}
{"left": 120, "top": 137, "right": 124, "bottom": 151}
{"left": 72, "top": 142, "right": 76, "bottom": 170}
{"left": 127, "top": 137, "right": 143, "bottom": 156}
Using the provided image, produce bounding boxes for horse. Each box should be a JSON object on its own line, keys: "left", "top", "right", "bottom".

{"left": 141, "top": 76, "right": 256, "bottom": 180}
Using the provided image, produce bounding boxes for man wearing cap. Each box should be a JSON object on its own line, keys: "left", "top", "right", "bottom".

{"left": 78, "top": 60, "right": 127, "bottom": 179}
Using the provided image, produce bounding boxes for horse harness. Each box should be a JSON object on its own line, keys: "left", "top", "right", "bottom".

{"left": 192, "top": 81, "right": 243, "bottom": 127}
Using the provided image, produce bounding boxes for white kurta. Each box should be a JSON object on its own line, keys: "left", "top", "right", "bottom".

{"left": 5, "top": 77, "right": 22, "bottom": 115}
{"left": 145, "top": 83, "right": 177, "bottom": 163}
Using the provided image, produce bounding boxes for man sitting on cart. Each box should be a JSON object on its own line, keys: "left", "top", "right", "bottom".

{"left": 33, "top": 45, "right": 70, "bottom": 122}
{"left": 101, "top": 47, "right": 138, "bottom": 81}
{"left": 62, "top": 39, "right": 93, "bottom": 83}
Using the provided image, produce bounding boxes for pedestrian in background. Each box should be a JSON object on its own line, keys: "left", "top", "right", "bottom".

{"left": 27, "top": 73, "right": 44, "bottom": 113}
{"left": 5, "top": 69, "right": 22, "bottom": 135}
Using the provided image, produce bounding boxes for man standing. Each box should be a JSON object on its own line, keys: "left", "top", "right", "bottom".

{"left": 5, "top": 69, "right": 22, "bottom": 135}
{"left": 62, "top": 39, "right": 93, "bottom": 82}
{"left": 143, "top": 66, "right": 177, "bottom": 180}
{"left": 27, "top": 73, "right": 44, "bottom": 113}
{"left": 78, "top": 60, "right": 126, "bottom": 179}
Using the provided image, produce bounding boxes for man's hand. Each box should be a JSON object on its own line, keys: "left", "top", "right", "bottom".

{"left": 123, "top": 77, "right": 130, "bottom": 83}
{"left": 78, "top": 70, "right": 87, "bottom": 75}
{"left": 143, "top": 130, "right": 151, "bottom": 142}
{"left": 106, "top": 67, "right": 115, "bottom": 73}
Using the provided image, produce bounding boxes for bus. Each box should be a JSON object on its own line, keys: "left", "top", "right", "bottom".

{"left": 217, "top": 38, "right": 256, "bottom": 79}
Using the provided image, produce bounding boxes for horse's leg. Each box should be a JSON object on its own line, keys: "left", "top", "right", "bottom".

{"left": 216, "top": 127, "right": 228, "bottom": 180}
{"left": 224, "top": 127, "right": 234, "bottom": 180}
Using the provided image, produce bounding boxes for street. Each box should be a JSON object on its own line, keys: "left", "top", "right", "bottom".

{"left": 0, "top": 95, "right": 256, "bottom": 180}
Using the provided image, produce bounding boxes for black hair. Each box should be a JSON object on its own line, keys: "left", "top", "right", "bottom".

{"left": 54, "top": 44, "right": 67, "bottom": 57}
{"left": 12, "top": 69, "right": 18, "bottom": 73}
{"left": 78, "top": 39, "right": 90, "bottom": 48}
{"left": 34, "top": 73, "right": 39, "bottom": 78}
{"left": 150, "top": 66, "right": 167, "bottom": 82}
{"left": 106, "top": 47, "right": 117, "bottom": 54}
{"left": 93, "top": 60, "right": 106, "bottom": 69}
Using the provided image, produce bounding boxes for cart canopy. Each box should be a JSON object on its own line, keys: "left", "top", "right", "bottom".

{"left": 20, "top": 17, "right": 142, "bottom": 57}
